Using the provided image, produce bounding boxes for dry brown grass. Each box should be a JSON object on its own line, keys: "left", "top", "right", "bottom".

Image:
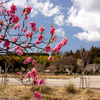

{"left": 0, "top": 84, "right": 100, "bottom": 100}
{"left": 0, "top": 74, "right": 73, "bottom": 79}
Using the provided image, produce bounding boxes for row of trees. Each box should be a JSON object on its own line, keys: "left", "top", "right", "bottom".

{"left": 64, "top": 46, "right": 100, "bottom": 64}
{"left": 0, "top": 54, "right": 62, "bottom": 72}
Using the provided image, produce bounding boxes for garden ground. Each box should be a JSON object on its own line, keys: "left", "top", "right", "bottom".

{"left": 0, "top": 84, "right": 100, "bottom": 100}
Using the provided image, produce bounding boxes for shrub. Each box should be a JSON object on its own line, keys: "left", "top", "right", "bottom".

{"left": 64, "top": 83, "right": 76, "bottom": 94}
{"left": 39, "top": 85, "right": 53, "bottom": 94}
{"left": 85, "top": 88, "right": 93, "bottom": 94}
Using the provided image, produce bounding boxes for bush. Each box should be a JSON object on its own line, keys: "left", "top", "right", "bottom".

{"left": 85, "top": 88, "right": 93, "bottom": 94}
{"left": 64, "top": 83, "right": 76, "bottom": 94}
{"left": 39, "top": 85, "right": 53, "bottom": 94}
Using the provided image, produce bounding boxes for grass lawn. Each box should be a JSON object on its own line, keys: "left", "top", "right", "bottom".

{"left": 0, "top": 84, "right": 100, "bottom": 100}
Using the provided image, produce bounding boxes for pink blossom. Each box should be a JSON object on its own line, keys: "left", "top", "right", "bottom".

{"left": 25, "top": 44, "right": 29, "bottom": 47}
{"left": 17, "top": 72, "right": 20, "bottom": 75}
{"left": 23, "top": 60, "right": 29, "bottom": 64}
{"left": 25, "top": 16, "right": 28, "bottom": 20}
{"left": 0, "top": 40, "right": 2, "bottom": 43}
{"left": 33, "top": 79, "right": 38, "bottom": 85}
{"left": 25, "top": 31, "right": 33, "bottom": 38}
{"left": 30, "top": 22, "right": 36, "bottom": 32}
{"left": 25, "top": 6, "right": 32, "bottom": 14}
{"left": 0, "top": 8, "right": 3, "bottom": 12}
{"left": 21, "top": 75, "right": 25, "bottom": 78}
{"left": 17, "top": 49, "right": 23, "bottom": 56}
{"left": 37, "top": 35, "right": 43, "bottom": 40}
{"left": 27, "top": 57, "right": 33, "bottom": 62}
{"left": 38, "top": 79, "right": 45, "bottom": 85}
{"left": 6, "top": 10, "right": 11, "bottom": 16}
{"left": 35, "top": 40, "right": 41, "bottom": 44}
{"left": 3, "top": 39, "right": 10, "bottom": 47}
{"left": 45, "top": 45, "right": 51, "bottom": 53}
{"left": 14, "top": 23, "right": 20, "bottom": 29}
{"left": 0, "top": 26, "right": 2, "bottom": 31}
{"left": 48, "top": 56, "right": 54, "bottom": 61}
{"left": 52, "top": 47, "right": 58, "bottom": 53}
{"left": 6, "top": 46, "right": 10, "bottom": 50}
{"left": 34, "top": 91, "right": 41, "bottom": 99}
{"left": 10, "top": 14, "right": 19, "bottom": 24}
{"left": 14, "top": 46, "right": 21, "bottom": 50}
{"left": 56, "top": 42, "right": 63, "bottom": 51}
{"left": 10, "top": 4, "right": 17, "bottom": 14}
{"left": 32, "top": 60, "right": 37, "bottom": 66}
{"left": 30, "top": 69, "right": 37, "bottom": 78}
{"left": 62, "top": 38, "right": 67, "bottom": 46}
{"left": 22, "top": 29, "right": 27, "bottom": 32}
{"left": 49, "top": 26, "right": 55, "bottom": 34}
{"left": 20, "top": 11, "right": 23, "bottom": 15}
{"left": 30, "top": 22, "right": 36, "bottom": 28}
{"left": 39, "top": 27, "right": 45, "bottom": 32}
{"left": 53, "top": 35, "right": 57, "bottom": 42}
{"left": 27, "top": 71, "right": 31, "bottom": 77}
{"left": 0, "top": 1, "right": 3, "bottom": 4}
{"left": 33, "top": 26, "right": 36, "bottom": 32}
{"left": 12, "top": 37, "right": 17, "bottom": 42}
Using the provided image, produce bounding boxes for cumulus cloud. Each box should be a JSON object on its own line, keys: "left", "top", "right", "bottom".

{"left": 29, "top": 0, "right": 61, "bottom": 17}
{"left": 66, "top": 0, "right": 100, "bottom": 42}
{"left": 5, "top": 0, "right": 61, "bottom": 17}
{"left": 4, "top": 0, "right": 27, "bottom": 9}
{"left": 54, "top": 13, "right": 64, "bottom": 26}
{"left": 56, "top": 28, "right": 65, "bottom": 37}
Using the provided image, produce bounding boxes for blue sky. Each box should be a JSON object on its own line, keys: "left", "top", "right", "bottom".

{"left": 3, "top": 0, "right": 100, "bottom": 53}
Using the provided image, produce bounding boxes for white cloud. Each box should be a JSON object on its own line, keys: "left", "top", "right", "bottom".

{"left": 5, "top": 0, "right": 61, "bottom": 17}
{"left": 29, "top": 0, "right": 61, "bottom": 17}
{"left": 56, "top": 28, "right": 65, "bottom": 37}
{"left": 4, "top": 0, "right": 27, "bottom": 9}
{"left": 66, "top": 0, "right": 100, "bottom": 42}
{"left": 54, "top": 13, "right": 64, "bottom": 26}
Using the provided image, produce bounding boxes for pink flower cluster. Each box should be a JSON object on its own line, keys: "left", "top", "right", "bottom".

{"left": 10, "top": 14, "right": 19, "bottom": 24}
{"left": 45, "top": 45, "right": 51, "bottom": 53}
{"left": 39, "top": 26, "right": 45, "bottom": 32}
{"left": 24, "top": 57, "right": 33, "bottom": 64}
{"left": 14, "top": 23, "right": 20, "bottom": 30}
{"left": 38, "top": 79, "right": 45, "bottom": 85}
{"left": 25, "top": 6, "right": 32, "bottom": 14}
{"left": 48, "top": 56, "right": 54, "bottom": 61}
{"left": 14, "top": 46, "right": 22, "bottom": 50}
{"left": 17, "top": 49, "right": 23, "bottom": 56}
{"left": 32, "top": 60, "right": 37, "bottom": 66}
{"left": 25, "top": 31, "right": 33, "bottom": 38}
{"left": 52, "top": 38, "right": 67, "bottom": 53}
{"left": 3, "top": 39, "right": 10, "bottom": 49}
{"left": 14, "top": 46, "right": 23, "bottom": 56}
{"left": 52, "top": 35, "right": 57, "bottom": 42}
{"left": 12, "top": 37, "right": 17, "bottom": 42}
{"left": 23, "top": 26, "right": 28, "bottom": 32}
{"left": 30, "top": 22, "right": 36, "bottom": 32}
{"left": 23, "top": 57, "right": 37, "bottom": 66}
{"left": 10, "top": 4, "right": 17, "bottom": 14}
{"left": 0, "top": 26, "right": 2, "bottom": 31}
{"left": 34, "top": 91, "right": 41, "bottom": 99}
{"left": 25, "top": 44, "right": 29, "bottom": 47}
{"left": 35, "top": 40, "right": 41, "bottom": 45}
{"left": 50, "top": 26, "right": 55, "bottom": 34}
{"left": 35, "top": 34, "right": 44, "bottom": 45}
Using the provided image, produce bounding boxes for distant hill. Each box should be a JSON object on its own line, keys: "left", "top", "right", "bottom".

{"left": 51, "top": 56, "right": 75, "bottom": 67}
